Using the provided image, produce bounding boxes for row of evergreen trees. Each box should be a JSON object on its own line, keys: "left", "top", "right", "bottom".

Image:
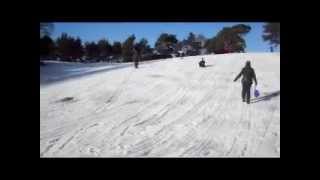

{"left": 40, "top": 23, "right": 280, "bottom": 62}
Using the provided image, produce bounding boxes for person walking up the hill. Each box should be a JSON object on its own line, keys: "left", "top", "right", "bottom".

{"left": 133, "top": 45, "right": 141, "bottom": 69}
{"left": 234, "top": 61, "right": 258, "bottom": 104}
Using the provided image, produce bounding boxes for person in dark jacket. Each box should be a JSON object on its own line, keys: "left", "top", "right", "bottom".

{"left": 234, "top": 61, "right": 258, "bottom": 104}
{"left": 199, "top": 58, "right": 206, "bottom": 67}
{"left": 133, "top": 46, "right": 141, "bottom": 69}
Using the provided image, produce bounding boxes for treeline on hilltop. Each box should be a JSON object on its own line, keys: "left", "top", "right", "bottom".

{"left": 40, "top": 23, "right": 279, "bottom": 63}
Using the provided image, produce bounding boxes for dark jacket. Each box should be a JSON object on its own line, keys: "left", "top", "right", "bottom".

{"left": 199, "top": 60, "right": 205, "bottom": 67}
{"left": 234, "top": 66, "right": 257, "bottom": 85}
{"left": 133, "top": 47, "right": 141, "bottom": 62}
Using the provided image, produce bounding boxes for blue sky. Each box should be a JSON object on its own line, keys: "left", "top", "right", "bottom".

{"left": 51, "top": 22, "right": 279, "bottom": 52}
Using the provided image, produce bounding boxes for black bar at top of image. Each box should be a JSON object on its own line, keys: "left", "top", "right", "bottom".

{"left": 39, "top": 15, "right": 279, "bottom": 23}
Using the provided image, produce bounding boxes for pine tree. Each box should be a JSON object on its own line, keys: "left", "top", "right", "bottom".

{"left": 72, "top": 37, "right": 84, "bottom": 60}
{"left": 112, "top": 41, "right": 122, "bottom": 57}
{"left": 262, "top": 23, "right": 280, "bottom": 48}
{"left": 97, "top": 39, "right": 112, "bottom": 61}
{"left": 205, "top": 24, "right": 251, "bottom": 54}
{"left": 154, "top": 33, "right": 178, "bottom": 55}
{"left": 84, "top": 42, "right": 99, "bottom": 61}
{"left": 40, "top": 35, "right": 55, "bottom": 59}
{"left": 56, "top": 33, "right": 84, "bottom": 61}
{"left": 56, "top": 33, "right": 72, "bottom": 60}
{"left": 122, "top": 35, "right": 136, "bottom": 62}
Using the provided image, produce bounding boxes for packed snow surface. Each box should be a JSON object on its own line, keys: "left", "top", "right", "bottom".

{"left": 40, "top": 53, "right": 280, "bottom": 157}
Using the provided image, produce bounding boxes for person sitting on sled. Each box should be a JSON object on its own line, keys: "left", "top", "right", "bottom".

{"left": 234, "top": 61, "right": 258, "bottom": 104}
{"left": 199, "top": 58, "right": 206, "bottom": 67}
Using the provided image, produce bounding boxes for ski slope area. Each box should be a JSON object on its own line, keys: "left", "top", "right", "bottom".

{"left": 40, "top": 53, "right": 280, "bottom": 157}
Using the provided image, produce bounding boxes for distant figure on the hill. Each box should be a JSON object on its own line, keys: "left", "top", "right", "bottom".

{"left": 234, "top": 61, "right": 258, "bottom": 104}
{"left": 270, "top": 46, "right": 274, "bottom": 52}
{"left": 199, "top": 58, "right": 206, "bottom": 67}
{"left": 133, "top": 45, "right": 141, "bottom": 69}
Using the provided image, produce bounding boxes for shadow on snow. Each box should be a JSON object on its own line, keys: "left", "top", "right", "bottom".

{"left": 251, "top": 90, "right": 280, "bottom": 104}
{"left": 40, "top": 64, "right": 133, "bottom": 86}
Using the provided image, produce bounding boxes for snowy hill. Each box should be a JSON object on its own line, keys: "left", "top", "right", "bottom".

{"left": 40, "top": 53, "right": 280, "bottom": 157}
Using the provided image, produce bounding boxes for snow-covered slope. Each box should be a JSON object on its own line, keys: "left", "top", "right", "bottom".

{"left": 40, "top": 61, "right": 133, "bottom": 85}
{"left": 40, "top": 53, "right": 280, "bottom": 157}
